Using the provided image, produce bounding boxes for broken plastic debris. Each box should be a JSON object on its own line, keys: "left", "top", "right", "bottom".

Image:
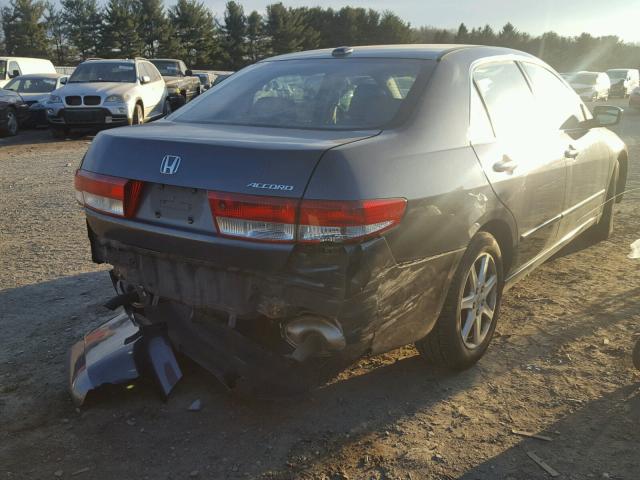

{"left": 629, "top": 239, "right": 640, "bottom": 259}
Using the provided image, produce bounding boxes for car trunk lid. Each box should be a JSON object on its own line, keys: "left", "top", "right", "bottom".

{"left": 82, "top": 120, "right": 378, "bottom": 199}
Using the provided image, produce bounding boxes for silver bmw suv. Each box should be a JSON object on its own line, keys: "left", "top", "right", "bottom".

{"left": 47, "top": 58, "right": 169, "bottom": 138}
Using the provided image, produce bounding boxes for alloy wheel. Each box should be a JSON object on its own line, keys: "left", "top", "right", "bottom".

{"left": 459, "top": 252, "right": 498, "bottom": 349}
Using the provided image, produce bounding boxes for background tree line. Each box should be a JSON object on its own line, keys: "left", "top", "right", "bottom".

{"left": 1, "top": 0, "right": 638, "bottom": 72}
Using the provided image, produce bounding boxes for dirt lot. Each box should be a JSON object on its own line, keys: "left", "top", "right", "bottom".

{"left": 1, "top": 102, "right": 639, "bottom": 480}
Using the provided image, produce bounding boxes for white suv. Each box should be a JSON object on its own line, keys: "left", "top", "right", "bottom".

{"left": 47, "top": 58, "right": 170, "bottom": 138}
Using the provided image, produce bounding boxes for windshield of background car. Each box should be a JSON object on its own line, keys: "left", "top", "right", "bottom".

{"left": 150, "top": 60, "right": 182, "bottom": 76}
{"left": 68, "top": 62, "right": 136, "bottom": 83}
{"left": 173, "top": 59, "right": 428, "bottom": 130}
{"left": 606, "top": 70, "right": 627, "bottom": 80}
{"left": 5, "top": 77, "right": 58, "bottom": 93}
{"left": 569, "top": 72, "right": 597, "bottom": 84}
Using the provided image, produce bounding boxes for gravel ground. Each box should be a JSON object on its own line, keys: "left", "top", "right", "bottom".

{"left": 1, "top": 102, "right": 639, "bottom": 479}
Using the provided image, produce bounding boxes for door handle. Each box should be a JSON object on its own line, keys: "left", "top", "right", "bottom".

{"left": 565, "top": 146, "right": 580, "bottom": 159}
{"left": 493, "top": 155, "right": 518, "bottom": 173}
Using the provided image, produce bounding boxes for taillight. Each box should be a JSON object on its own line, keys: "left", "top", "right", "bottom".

{"left": 208, "top": 191, "right": 297, "bottom": 242}
{"left": 298, "top": 198, "right": 406, "bottom": 243}
{"left": 74, "top": 170, "right": 144, "bottom": 218}
{"left": 207, "top": 191, "right": 406, "bottom": 243}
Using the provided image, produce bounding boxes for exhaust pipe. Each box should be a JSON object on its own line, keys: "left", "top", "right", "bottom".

{"left": 285, "top": 315, "right": 346, "bottom": 362}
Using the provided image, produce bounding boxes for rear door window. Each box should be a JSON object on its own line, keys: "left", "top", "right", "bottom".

{"left": 521, "top": 62, "right": 584, "bottom": 130}
{"left": 473, "top": 61, "right": 536, "bottom": 139}
{"left": 469, "top": 84, "right": 495, "bottom": 143}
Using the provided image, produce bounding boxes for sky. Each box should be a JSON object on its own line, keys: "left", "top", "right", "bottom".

{"left": 202, "top": 0, "right": 640, "bottom": 43}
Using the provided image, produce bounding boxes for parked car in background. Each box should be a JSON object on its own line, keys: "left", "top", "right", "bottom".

{"left": 566, "top": 71, "right": 610, "bottom": 102}
{"left": 212, "top": 73, "right": 232, "bottom": 86}
{"left": 149, "top": 58, "right": 200, "bottom": 110}
{"left": 4, "top": 73, "right": 68, "bottom": 127}
{"left": 0, "top": 88, "right": 29, "bottom": 136}
{"left": 194, "top": 72, "right": 215, "bottom": 90}
{"left": 0, "top": 57, "right": 56, "bottom": 88}
{"left": 606, "top": 68, "right": 640, "bottom": 98}
{"left": 629, "top": 87, "right": 640, "bottom": 110}
{"left": 70, "top": 45, "right": 628, "bottom": 402}
{"left": 47, "top": 58, "right": 169, "bottom": 138}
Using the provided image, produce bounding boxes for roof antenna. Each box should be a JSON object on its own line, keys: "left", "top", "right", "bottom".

{"left": 332, "top": 46, "right": 354, "bottom": 57}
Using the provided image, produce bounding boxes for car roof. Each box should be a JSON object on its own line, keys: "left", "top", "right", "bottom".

{"left": 150, "top": 59, "right": 181, "bottom": 62}
{"left": 264, "top": 44, "right": 473, "bottom": 61}
{"left": 83, "top": 59, "right": 135, "bottom": 63}
{"left": 261, "top": 44, "right": 534, "bottom": 62}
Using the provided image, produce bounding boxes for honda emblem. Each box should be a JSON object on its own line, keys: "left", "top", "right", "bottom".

{"left": 160, "top": 155, "right": 181, "bottom": 175}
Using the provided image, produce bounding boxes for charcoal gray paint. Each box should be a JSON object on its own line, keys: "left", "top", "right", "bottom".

{"left": 76, "top": 45, "right": 627, "bottom": 388}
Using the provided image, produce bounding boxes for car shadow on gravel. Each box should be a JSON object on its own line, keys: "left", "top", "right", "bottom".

{"left": 1, "top": 267, "right": 639, "bottom": 478}
{"left": 0, "top": 128, "right": 94, "bottom": 147}
{"left": 459, "top": 383, "right": 640, "bottom": 479}
{"left": 256, "top": 284, "right": 640, "bottom": 478}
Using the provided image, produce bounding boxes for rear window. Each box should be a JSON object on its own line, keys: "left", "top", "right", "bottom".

{"left": 151, "top": 60, "right": 182, "bottom": 76}
{"left": 568, "top": 72, "right": 597, "bottom": 84}
{"left": 172, "top": 59, "right": 430, "bottom": 130}
{"left": 606, "top": 70, "right": 627, "bottom": 81}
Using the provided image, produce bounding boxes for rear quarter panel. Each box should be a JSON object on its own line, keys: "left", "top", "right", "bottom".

{"left": 304, "top": 130, "right": 516, "bottom": 353}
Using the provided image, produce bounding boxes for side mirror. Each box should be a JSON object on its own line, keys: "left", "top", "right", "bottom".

{"left": 9, "top": 69, "right": 20, "bottom": 78}
{"left": 185, "top": 69, "right": 193, "bottom": 76}
{"left": 60, "top": 77, "right": 67, "bottom": 85}
{"left": 593, "top": 105, "right": 623, "bottom": 127}
{"left": 140, "top": 75, "right": 151, "bottom": 84}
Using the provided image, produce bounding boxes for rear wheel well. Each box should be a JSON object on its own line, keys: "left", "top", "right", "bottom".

{"left": 616, "top": 151, "right": 628, "bottom": 203}
{"left": 479, "top": 220, "right": 514, "bottom": 274}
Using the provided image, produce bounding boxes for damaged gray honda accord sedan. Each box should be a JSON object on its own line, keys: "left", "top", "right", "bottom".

{"left": 69, "top": 44, "right": 628, "bottom": 404}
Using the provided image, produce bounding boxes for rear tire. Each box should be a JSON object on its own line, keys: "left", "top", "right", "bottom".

{"left": 584, "top": 163, "right": 618, "bottom": 243}
{"left": 0, "top": 108, "right": 19, "bottom": 137}
{"left": 416, "top": 232, "right": 504, "bottom": 370}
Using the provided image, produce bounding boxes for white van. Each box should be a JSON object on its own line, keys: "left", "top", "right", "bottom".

{"left": 606, "top": 68, "right": 640, "bottom": 98}
{"left": 0, "top": 57, "right": 56, "bottom": 88}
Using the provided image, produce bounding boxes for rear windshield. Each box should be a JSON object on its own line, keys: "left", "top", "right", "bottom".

{"left": 69, "top": 62, "right": 136, "bottom": 83}
{"left": 568, "top": 72, "right": 597, "bottom": 84}
{"left": 5, "top": 77, "right": 58, "bottom": 93}
{"left": 172, "top": 59, "right": 429, "bottom": 130}
{"left": 151, "top": 60, "right": 182, "bottom": 76}
{"left": 606, "top": 70, "right": 627, "bottom": 80}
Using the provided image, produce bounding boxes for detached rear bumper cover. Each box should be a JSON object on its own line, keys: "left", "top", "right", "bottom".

{"left": 68, "top": 312, "right": 182, "bottom": 405}
{"left": 69, "top": 313, "right": 138, "bottom": 405}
